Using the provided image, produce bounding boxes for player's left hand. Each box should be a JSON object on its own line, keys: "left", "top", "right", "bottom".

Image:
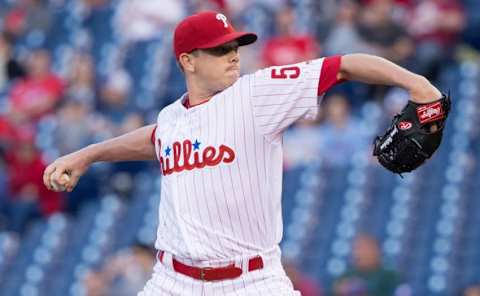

{"left": 373, "top": 93, "right": 451, "bottom": 174}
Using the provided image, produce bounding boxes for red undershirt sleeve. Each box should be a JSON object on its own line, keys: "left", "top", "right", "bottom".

{"left": 317, "top": 55, "right": 346, "bottom": 96}
{"left": 150, "top": 125, "right": 157, "bottom": 145}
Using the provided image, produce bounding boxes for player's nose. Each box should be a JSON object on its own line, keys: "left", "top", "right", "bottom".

{"left": 228, "top": 50, "right": 239, "bottom": 64}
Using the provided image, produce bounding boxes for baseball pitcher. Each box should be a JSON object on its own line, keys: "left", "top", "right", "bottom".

{"left": 44, "top": 11, "right": 449, "bottom": 295}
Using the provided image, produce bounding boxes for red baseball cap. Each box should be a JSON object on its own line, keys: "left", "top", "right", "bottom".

{"left": 174, "top": 11, "right": 257, "bottom": 59}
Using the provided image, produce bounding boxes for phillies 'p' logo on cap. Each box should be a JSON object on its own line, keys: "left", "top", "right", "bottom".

{"left": 173, "top": 11, "right": 257, "bottom": 59}
{"left": 216, "top": 13, "right": 228, "bottom": 28}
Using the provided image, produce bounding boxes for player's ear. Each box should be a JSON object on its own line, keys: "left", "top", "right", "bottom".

{"left": 179, "top": 52, "right": 196, "bottom": 73}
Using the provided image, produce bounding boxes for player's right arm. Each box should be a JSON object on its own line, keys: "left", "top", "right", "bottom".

{"left": 43, "top": 124, "right": 157, "bottom": 192}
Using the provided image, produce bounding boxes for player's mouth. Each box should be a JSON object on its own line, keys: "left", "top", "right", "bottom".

{"left": 227, "top": 66, "right": 240, "bottom": 76}
{"left": 227, "top": 65, "right": 240, "bottom": 72}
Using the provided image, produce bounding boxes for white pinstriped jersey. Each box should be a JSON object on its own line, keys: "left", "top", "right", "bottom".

{"left": 152, "top": 57, "right": 342, "bottom": 263}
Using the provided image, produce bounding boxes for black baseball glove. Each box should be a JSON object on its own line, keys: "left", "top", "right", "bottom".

{"left": 373, "top": 93, "right": 451, "bottom": 174}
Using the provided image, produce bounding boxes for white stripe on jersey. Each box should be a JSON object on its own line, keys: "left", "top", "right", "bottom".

{"left": 153, "top": 57, "right": 340, "bottom": 262}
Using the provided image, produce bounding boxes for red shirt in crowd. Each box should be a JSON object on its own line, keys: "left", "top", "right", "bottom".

{"left": 261, "top": 35, "right": 319, "bottom": 67}
{"left": 0, "top": 116, "right": 17, "bottom": 143}
{"left": 9, "top": 73, "right": 64, "bottom": 121}
{"left": 408, "top": 0, "right": 464, "bottom": 46}
{"left": 5, "top": 144, "right": 63, "bottom": 215}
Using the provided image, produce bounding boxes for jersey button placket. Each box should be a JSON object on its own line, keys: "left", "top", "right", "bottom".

{"left": 187, "top": 111, "right": 200, "bottom": 132}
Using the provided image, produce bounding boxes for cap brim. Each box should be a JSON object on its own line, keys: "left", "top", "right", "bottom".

{"left": 197, "top": 32, "right": 257, "bottom": 50}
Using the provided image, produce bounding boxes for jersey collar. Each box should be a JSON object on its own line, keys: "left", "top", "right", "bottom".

{"left": 182, "top": 94, "right": 213, "bottom": 109}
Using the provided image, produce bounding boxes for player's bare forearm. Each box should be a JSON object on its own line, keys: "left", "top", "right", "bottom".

{"left": 44, "top": 124, "right": 157, "bottom": 192}
{"left": 338, "top": 54, "right": 442, "bottom": 103}
{"left": 87, "top": 124, "right": 157, "bottom": 163}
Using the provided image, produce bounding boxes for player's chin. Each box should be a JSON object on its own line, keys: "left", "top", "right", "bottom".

{"left": 225, "top": 71, "right": 240, "bottom": 85}
{"left": 230, "top": 69, "right": 240, "bottom": 78}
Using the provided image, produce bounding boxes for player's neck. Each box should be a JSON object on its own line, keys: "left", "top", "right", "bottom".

{"left": 186, "top": 92, "right": 214, "bottom": 106}
{"left": 185, "top": 80, "right": 218, "bottom": 106}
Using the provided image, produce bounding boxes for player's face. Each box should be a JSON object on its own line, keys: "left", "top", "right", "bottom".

{"left": 194, "top": 41, "right": 240, "bottom": 91}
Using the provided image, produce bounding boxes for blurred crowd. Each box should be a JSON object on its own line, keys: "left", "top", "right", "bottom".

{"left": 84, "top": 243, "right": 156, "bottom": 296}
{"left": 0, "top": 0, "right": 478, "bottom": 294}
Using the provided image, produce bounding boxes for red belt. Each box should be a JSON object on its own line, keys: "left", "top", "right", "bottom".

{"left": 158, "top": 251, "right": 264, "bottom": 281}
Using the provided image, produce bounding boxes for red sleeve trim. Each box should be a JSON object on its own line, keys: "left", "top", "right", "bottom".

{"left": 150, "top": 125, "right": 157, "bottom": 145}
{"left": 317, "top": 55, "right": 345, "bottom": 96}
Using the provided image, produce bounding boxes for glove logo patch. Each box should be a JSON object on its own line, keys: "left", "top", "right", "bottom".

{"left": 398, "top": 121, "right": 412, "bottom": 130}
{"left": 379, "top": 126, "right": 398, "bottom": 150}
{"left": 417, "top": 102, "right": 443, "bottom": 124}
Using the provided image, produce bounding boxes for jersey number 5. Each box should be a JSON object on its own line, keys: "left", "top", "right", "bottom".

{"left": 271, "top": 66, "right": 300, "bottom": 79}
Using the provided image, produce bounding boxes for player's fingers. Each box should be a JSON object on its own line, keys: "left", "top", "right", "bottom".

{"left": 43, "top": 165, "right": 56, "bottom": 190}
{"left": 49, "top": 168, "right": 67, "bottom": 191}
{"left": 50, "top": 169, "right": 60, "bottom": 185}
{"left": 57, "top": 172, "right": 70, "bottom": 186}
{"left": 66, "top": 172, "right": 81, "bottom": 192}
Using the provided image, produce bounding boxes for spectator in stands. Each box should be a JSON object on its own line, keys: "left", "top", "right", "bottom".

{"left": 84, "top": 243, "right": 155, "bottom": 296}
{"left": 114, "top": 0, "right": 185, "bottom": 43}
{"left": 2, "top": 6, "right": 25, "bottom": 38}
{"left": 66, "top": 52, "right": 96, "bottom": 108}
{"left": 311, "top": 0, "right": 337, "bottom": 40}
{"left": 98, "top": 69, "right": 143, "bottom": 137}
{"left": 323, "top": 0, "right": 372, "bottom": 56}
{"left": 283, "top": 259, "right": 323, "bottom": 296}
{"left": 54, "top": 98, "right": 96, "bottom": 156}
{"left": 4, "top": 126, "right": 63, "bottom": 233}
{"left": 7, "top": 48, "right": 64, "bottom": 125}
{"left": 357, "top": 0, "right": 414, "bottom": 66}
{"left": 333, "top": 234, "right": 402, "bottom": 296}
{"left": 260, "top": 6, "right": 320, "bottom": 67}
{"left": 98, "top": 69, "right": 131, "bottom": 124}
{"left": 23, "top": 0, "right": 52, "bottom": 35}
{"left": 407, "top": 0, "right": 465, "bottom": 79}
{"left": 0, "top": 32, "right": 25, "bottom": 92}
{"left": 318, "top": 93, "right": 366, "bottom": 167}
{"left": 283, "top": 115, "right": 322, "bottom": 169}
{"left": 464, "top": 285, "right": 480, "bottom": 296}
{"left": 61, "top": 51, "right": 104, "bottom": 151}
{"left": 3, "top": 0, "right": 52, "bottom": 38}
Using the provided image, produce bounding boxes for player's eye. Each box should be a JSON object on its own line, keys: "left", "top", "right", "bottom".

{"left": 203, "top": 44, "right": 239, "bottom": 57}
